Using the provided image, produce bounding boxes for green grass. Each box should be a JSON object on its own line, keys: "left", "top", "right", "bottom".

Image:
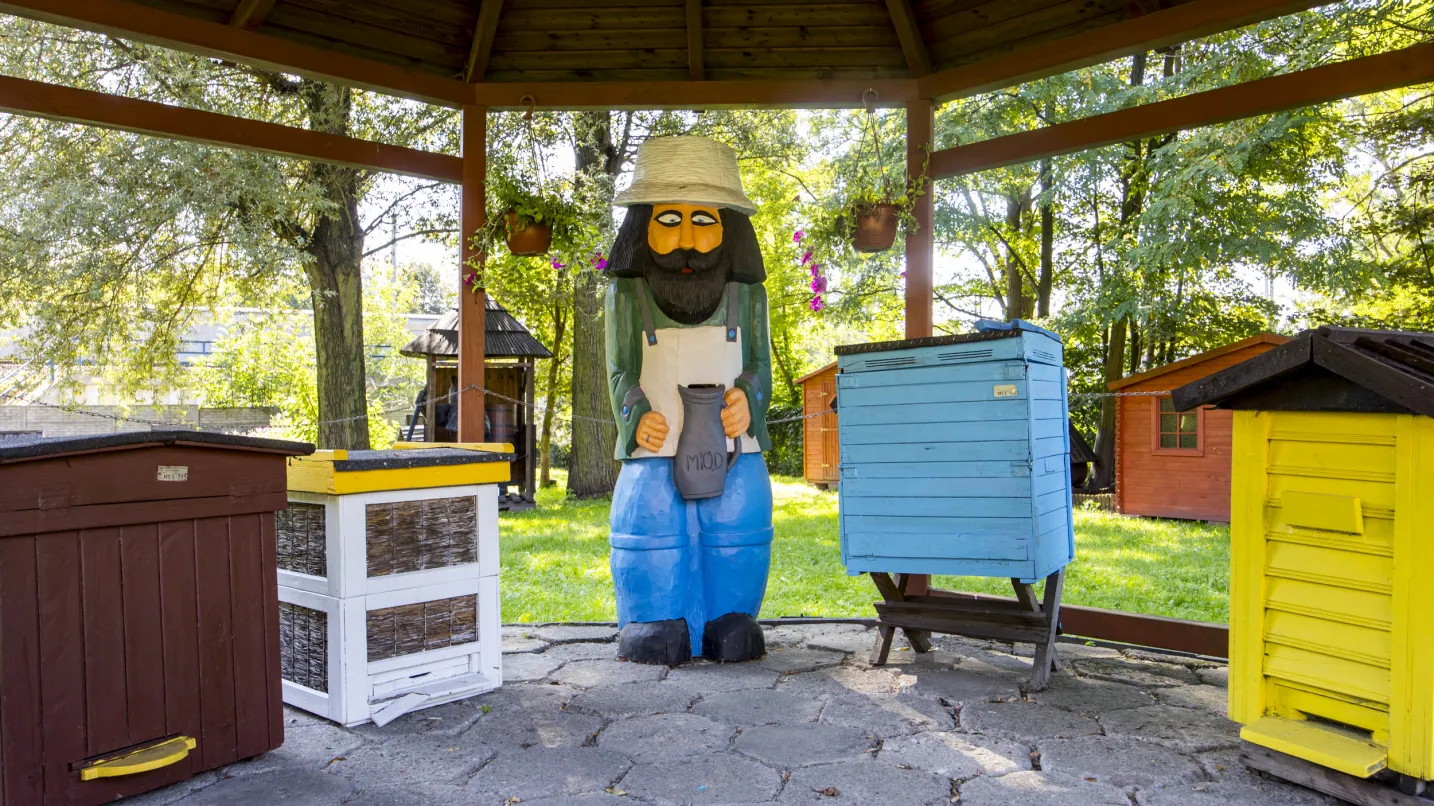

{"left": 499, "top": 472, "right": 1230, "bottom": 625}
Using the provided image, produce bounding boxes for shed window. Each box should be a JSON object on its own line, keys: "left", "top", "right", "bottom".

{"left": 1153, "top": 397, "right": 1202, "bottom": 454}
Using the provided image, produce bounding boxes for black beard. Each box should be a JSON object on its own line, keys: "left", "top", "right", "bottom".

{"left": 645, "top": 245, "right": 727, "bottom": 325}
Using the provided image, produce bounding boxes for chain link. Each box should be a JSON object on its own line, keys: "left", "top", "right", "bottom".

{"left": 0, "top": 385, "right": 1171, "bottom": 435}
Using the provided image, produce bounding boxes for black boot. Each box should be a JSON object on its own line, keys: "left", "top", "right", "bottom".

{"left": 617, "top": 619, "right": 692, "bottom": 665}
{"left": 701, "top": 612, "right": 766, "bottom": 662}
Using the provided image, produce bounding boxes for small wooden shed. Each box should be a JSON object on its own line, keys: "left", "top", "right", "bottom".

{"left": 400, "top": 295, "right": 551, "bottom": 509}
{"left": 797, "top": 362, "right": 839, "bottom": 489}
{"left": 1110, "top": 333, "right": 1290, "bottom": 522}
{"left": 1172, "top": 327, "right": 1434, "bottom": 784}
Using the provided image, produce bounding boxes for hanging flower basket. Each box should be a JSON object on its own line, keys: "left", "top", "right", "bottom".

{"left": 850, "top": 202, "right": 900, "bottom": 253}
{"left": 502, "top": 211, "right": 553, "bottom": 256}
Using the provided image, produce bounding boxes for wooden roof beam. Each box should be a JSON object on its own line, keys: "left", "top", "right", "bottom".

{"left": 929, "top": 42, "right": 1434, "bottom": 179}
{"left": 884, "top": 0, "right": 930, "bottom": 77}
{"left": 686, "top": 0, "right": 704, "bottom": 81}
{"left": 463, "top": 0, "right": 504, "bottom": 83}
{"left": 0, "top": 0, "right": 476, "bottom": 107}
{"left": 228, "top": 0, "right": 276, "bottom": 30}
{"left": 0, "top": 73, "right": 463, "bottom": 182}
{"left": 918, "top": 0, "right": 1335, "bottom": 102}
{"left": 471, "top": 78, "right": 917, "bottom": 110}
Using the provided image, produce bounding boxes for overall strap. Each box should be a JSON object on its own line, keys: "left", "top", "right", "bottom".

{"left": 724, "top": 282, "right": 739, "bottom": 343}
{"left": 635, "top": 278, "right": 658, "bottom": 346}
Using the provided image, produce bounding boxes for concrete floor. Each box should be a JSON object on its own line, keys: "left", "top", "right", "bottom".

{"left": 126, "top": 623, "right": 1341, "bottom": 806}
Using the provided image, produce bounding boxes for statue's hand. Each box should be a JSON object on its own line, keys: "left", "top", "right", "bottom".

{"left": 722, "top": 387, "right": 751, "bottom": 438}
{"left": 636, "top": 411, "right": 669, "bottom": 452}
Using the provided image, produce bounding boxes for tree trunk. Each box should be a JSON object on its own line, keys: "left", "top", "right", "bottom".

{"left": 567, "top": 110, "right": 621, "bottom": 497}
{"left": 301, "top": 82, "right": 369, "bottom": 450}
{"left": 1090, "top": 51, "right": 1151, "bottom": 489}
{"left": 1091, "top": 316, "right": 1126, "bottom": 490}
{"left": 539, "top": 305, "right": 565, "bottom": 487}
{"left": 1004, "top": 190, "right": 1029, "bottom": 321}
{"left": 1037, "top": 159, "right": 1055, "bottom": 318}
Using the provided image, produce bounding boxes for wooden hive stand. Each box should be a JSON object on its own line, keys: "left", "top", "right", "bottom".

{"left": 868, "top": 571, "right": 1064, "bottom": 690}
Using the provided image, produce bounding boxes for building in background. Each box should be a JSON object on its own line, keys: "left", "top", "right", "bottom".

{"left": 1111, "top": 333, "right": 1291, "bottom": 522}
{"left": 0, "top": 310, "right": 441, "bottom": 439}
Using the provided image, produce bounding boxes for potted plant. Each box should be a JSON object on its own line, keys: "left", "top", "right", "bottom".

{"left": 473, "top": 170, "right": 583, "bottom": 259}
{"left": 811, "top": 110, "right": 930, "bottom": 255}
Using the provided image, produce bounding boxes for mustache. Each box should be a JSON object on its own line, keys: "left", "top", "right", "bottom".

{"left": 649, "top": 244, "right": 724, "bottom": 273}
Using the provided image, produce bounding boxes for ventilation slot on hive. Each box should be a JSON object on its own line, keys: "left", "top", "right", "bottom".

{"left": 366, "top": 496, "right": 478, "bottom": 577}
{"left": 279, "top": 602, "right": 329, "bottom": 692}
{"left": 1032, "top": 349, "right": 1057, "bottom": 363}
{"left": 937, "top": 348, "right": 994, "bottom": 363}
{"left": 366, "top": 594, "right": 479, "bottom": 662}
{"left": 861, "top": 356, "right": 918, "bottom": 370}
{"left": 276, "top": 502, "right": 327, "bottom": 577}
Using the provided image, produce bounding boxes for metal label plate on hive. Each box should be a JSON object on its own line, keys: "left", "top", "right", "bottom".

{"left": 157, "top": 465, "right": 189, "bottom": 482}
{"left": 993, "top": 384, "right": 1018, "bottom": 398}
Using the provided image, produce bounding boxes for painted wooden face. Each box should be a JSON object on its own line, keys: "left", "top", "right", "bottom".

{"left": 647, "top": 204, "right": 723, "bottom": 259}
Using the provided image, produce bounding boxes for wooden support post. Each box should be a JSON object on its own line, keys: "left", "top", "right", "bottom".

{"left": 458, "top": 105, "right": 487, "bottom": 444}
{"left": 904, "top": 97, "right": 934, "bottom": 341}
{"left": 904, "top": 96, "right": 935, "bottom": 598}
{"left": 424, "top": 356, "right": 437, "bottom": 442}
{"left": 524, "top": 359, "right": 537, "bottom": 502}
{"left": 1028, "top": 570, "right": 1064, "bottom": 689}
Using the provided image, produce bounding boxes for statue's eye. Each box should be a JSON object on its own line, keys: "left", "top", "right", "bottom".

{"left": 691, "top": 211, "right": 719, "bottom": 226}
{"left": 655, "top": 210, "right": 683, "bottom": 227}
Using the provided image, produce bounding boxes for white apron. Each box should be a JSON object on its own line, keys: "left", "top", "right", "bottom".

{"left": 630, "top": 279, "right": 761, "bottom": 460}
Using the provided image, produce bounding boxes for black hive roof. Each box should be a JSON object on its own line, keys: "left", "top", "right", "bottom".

{"left": 1171, "top": 327, "right": 1434, "bottom": 418}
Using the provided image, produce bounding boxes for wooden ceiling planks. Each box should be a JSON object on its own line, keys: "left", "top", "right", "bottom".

{"left": 925, "top": 0, "right": 1130, "bottom": 66}
{"left": 122, "top": 0, "right": 1154, "bottom": 83}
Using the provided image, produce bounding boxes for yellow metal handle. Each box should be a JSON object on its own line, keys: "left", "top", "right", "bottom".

{"left": 80, "top": 736, "right": 197, "bottom": 781}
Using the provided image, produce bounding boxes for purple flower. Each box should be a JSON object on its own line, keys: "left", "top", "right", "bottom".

{"left": 809, "top": 295, "right": 825, "bottom": 312}
{"left": 463, "top": 272, "right": 477, "bottom": 287}
{"left": 809, "top": 263, "right": 822, "bottom": 278}
{"left": 810, "top": 276, "right": 828, "bottom": 293}
{"left": 591, "top": 251, "right": 608, "bottom": 271}
{"left": 900, "top": 271, "right": 907, "bottom": 278}
{"left": 793, "top": 230, "right": 805, "bottom": 243}
{"left": 801, "top": 250, "right": 813, "bottom": 265}
{"left": 551, "top": 258, "right": 566, "bottom": 270}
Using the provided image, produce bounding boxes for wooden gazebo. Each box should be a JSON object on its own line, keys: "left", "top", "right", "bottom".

{"left": 400, "top": 294, "right": 551, "bottom": 507}
{"left": 2, "top": 0, "right": 1430, "bottom": 657}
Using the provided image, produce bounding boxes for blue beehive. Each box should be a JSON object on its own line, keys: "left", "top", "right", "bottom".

{"left": 835, "top": 320, "right": 1075, "bottom": 583}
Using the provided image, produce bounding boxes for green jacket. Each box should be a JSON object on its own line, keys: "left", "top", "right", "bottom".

{"left": 605, "top": 277, "right": 773, "bottom": 460}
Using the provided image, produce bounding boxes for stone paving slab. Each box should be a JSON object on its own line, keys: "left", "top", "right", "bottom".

{"left": 1036, "top": 735, "right": 1207, "bottom": 789}
{"left": 732, "top": 724, "right": 876, "bottom": 768}
{"left": 126, "top": 623, "right": 1341, "bottom": 806}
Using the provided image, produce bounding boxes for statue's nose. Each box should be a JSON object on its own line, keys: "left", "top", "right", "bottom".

{"left": 678, "top": 221, "right": 697, "bottom": 251}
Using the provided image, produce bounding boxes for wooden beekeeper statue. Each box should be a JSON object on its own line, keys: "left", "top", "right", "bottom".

{"left": 604, "top": 136, "right": 775, "bottom": 665}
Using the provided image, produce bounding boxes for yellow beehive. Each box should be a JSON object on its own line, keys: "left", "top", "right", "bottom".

{"left": 1173, "top": 327, "right": 1434, "bottom": 782}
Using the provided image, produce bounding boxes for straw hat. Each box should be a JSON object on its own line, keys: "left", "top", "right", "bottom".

{"left": 614, "top": 136, "right": 756, "bottom": 215}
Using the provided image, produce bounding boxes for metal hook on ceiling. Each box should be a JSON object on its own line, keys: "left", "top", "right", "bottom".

{"left": 861, "top": 88, "right": 879, "bottom": 115}
{"left": 519, "top": 94, "right": 536, "bottom": 122}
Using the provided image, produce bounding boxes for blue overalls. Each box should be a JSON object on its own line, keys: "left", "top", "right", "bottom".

{"left": 609, "top": 280, "right": 774, "bottom": 660}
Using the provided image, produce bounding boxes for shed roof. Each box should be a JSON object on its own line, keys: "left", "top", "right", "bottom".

{"left": 400, "top": 295, "right": 553, "bottom": 359}
{"left": 1108, "top": 333, "right": 1291, "bottom": 390}
{"left": 795, "top": 361, "right": 837, "bottom": 386}
{"left": 125, "top": 0, "right": 1195, "bottom": 85}
{"left": 1171, "top": 327, "right": 1434, "bottom": 418}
